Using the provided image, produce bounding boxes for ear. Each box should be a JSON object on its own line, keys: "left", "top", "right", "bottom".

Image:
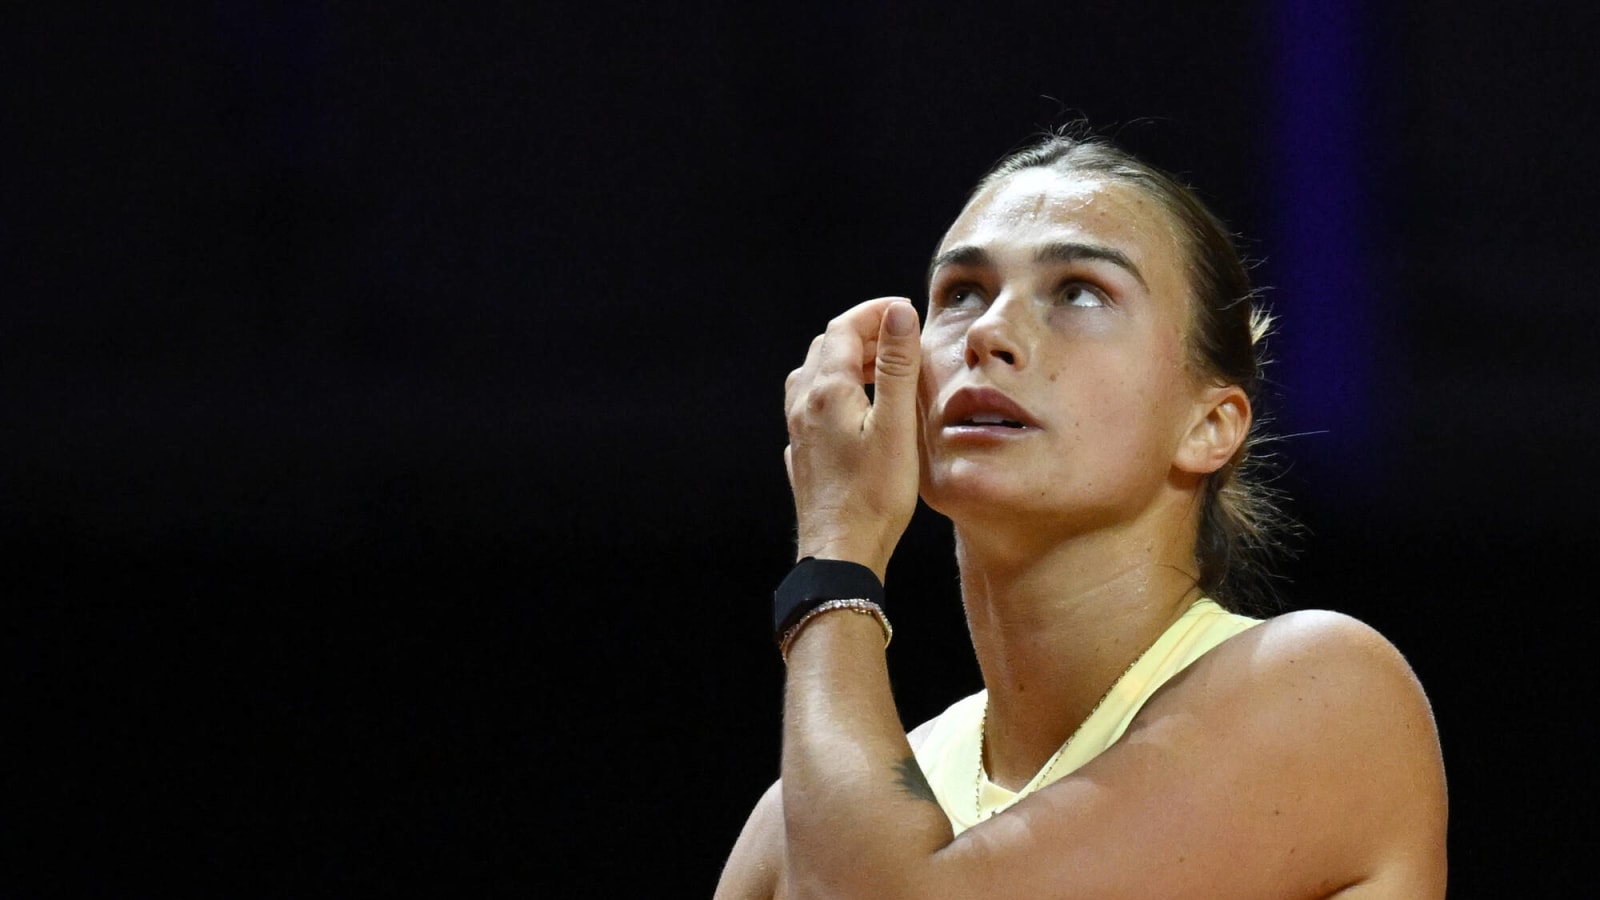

{"left": 1175, "top": 384, "right": 1251, "bottom": 476}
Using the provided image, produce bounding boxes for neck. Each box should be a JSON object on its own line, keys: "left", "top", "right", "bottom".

{"left": 955, "top": 514, "right": 1201, "bottom": 791}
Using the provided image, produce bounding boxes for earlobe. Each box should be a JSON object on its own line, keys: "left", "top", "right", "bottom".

{"left": 1176, "top": 386, "right": 1251, "bottom": 475}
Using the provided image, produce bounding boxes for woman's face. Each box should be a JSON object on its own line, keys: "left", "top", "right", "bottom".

{"left": 918, "top": 167, "right": 1215, "bottom": 532}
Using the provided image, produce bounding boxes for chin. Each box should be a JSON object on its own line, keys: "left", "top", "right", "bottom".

{"left": 921, "top": 465, "right": 1049, "bottom": 521}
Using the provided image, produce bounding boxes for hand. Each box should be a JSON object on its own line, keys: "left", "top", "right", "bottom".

{"left": 783, "top": 297, "right": 922, "bottom": 582}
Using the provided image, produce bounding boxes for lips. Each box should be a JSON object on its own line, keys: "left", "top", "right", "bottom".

{"left": 940, "top": 386, "right": 1040, "bottom": 430}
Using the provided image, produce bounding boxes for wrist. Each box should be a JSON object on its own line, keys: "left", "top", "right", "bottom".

{"left": 794, "top": 539, "right": 890, "bottom": 583}
{"left": 773, "top": 558, "right": 892, "bottom": 661}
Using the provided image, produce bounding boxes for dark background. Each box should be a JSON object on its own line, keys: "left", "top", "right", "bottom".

{"left": 6, "top": 1, "right": 1597, "bottom": 896}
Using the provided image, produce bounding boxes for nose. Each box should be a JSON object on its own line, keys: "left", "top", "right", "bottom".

{"left": 964, "top": 291, "right": 1031, "bottom": 370}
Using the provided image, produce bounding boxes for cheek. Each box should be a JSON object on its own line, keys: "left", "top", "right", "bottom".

{"left": 917, "top": 342, "right": 936, "bottom": 410}
{"left": 918, "top": 333, "right": 962, "bottom": 396}
{"left": 921, "top": 324, "right": 964, "bottom": 363}
{"left": 1071, "top": 367, "right": 1179, "bottom": 460}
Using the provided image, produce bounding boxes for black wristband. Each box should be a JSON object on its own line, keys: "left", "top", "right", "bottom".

{"left": 773, "top": 557, "right": 885, "bottom": 644}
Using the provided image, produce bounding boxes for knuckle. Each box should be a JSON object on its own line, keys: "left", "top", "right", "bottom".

{"left": 874, "top": 345, "right": 918, "bottom": 378}
{"left": 803, "top": 385, "right": 832, "bottom": 415}
{"left": 793, "top": 375, "right": 856, "bottom": 420}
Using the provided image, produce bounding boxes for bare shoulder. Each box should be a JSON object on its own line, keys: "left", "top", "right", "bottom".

{"left": 1217, "top": 609, "right": 1444, "bottom": 751}
{"left": 1248, "top": 606, "right": 1427, "bottom": 670}
{"left": 1229, "top": 609, "right": 1440, "bottom": 715}
{"left": 713, "top": 780, "right": 786, "bottom": 900}
{"left": 1139, "top": 607, "right": 1450, "bottom": 894}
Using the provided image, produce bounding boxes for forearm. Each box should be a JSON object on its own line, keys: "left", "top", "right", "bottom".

{"left": 780, "top": 610, "right": 955, "bottom": 899}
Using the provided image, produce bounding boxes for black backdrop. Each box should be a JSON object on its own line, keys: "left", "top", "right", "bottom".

{"left": 7, "top": 2, "right": 1598, "bottom": 896}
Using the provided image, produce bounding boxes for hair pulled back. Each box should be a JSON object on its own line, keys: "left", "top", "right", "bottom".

{"left": 968, "top": 129, "right": 1289, "bottom": 612}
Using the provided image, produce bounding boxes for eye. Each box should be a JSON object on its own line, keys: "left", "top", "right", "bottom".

{"left": 1058, "top": 282, "right": 1108, "bottom": 308}
{"left": 936, "top": 284, "right": 987, "bottom": 309}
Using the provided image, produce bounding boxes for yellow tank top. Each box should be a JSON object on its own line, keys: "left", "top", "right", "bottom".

{"left": 913, "top": 598, "right": 1260, "bottom": 834}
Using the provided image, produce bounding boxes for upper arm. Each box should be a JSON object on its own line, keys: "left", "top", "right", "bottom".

{"left": 924, "top": 611, "right": 1447, "bottom": 899}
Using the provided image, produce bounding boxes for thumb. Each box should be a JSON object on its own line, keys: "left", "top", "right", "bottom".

{"left": 871, "top": 299, "right": 922, "bottom": 434}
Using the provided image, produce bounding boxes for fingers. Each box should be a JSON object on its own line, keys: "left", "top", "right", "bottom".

{"left": 785, "top": 334, "right": 829, "bottom": 429}
{"left": 868, "top": 300, "right": 921, "bottom": 442}
{"left": 785, "top": 335, "right": 824, "bottom": 398}
{"left": 786, "top": 298, "right": 910, "bottom": 427}
{"left": 816, "top": 298, "right": 906, "bottom": 383}
{"left": 780, "top": 298, "right": 922, "bottom": 576}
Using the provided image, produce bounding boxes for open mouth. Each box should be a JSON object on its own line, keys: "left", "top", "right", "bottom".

{"left": 941, "top": 386, "right": 1039, "bottom": 432}
{"left": 959, "top": 415, "right": 1026, "bottom": 428}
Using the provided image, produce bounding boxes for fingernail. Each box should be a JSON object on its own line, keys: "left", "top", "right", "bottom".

{"left": 886, "top": 302, "right": 915, "bottom": 336}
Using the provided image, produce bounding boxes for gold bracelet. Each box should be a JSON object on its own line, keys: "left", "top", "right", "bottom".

{"left": 778, "top": 598, "right": 893, "bottom": 662}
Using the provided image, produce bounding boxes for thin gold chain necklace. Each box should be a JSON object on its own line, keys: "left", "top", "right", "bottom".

{"left": 973, "top": 615, "right": 1178, "bottom": 822}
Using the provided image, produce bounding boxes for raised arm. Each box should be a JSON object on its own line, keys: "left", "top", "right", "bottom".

{"left": 719, "top": 298, "right": 1446, "bottom": 898}
{"left": 717, "top": 295, "right": 928, "bottom": 900}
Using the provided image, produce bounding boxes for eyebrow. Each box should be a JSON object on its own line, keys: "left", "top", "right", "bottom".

{"left": 927, "top": 241, "right": 1147, "bottom": 289}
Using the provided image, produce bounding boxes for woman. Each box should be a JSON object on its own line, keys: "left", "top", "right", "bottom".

{"left": 715, "top": 132, "right": 1447, "bottom": 899}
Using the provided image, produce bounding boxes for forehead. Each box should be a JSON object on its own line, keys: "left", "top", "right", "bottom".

{"left": 938, "top": 168, "right": 1189, "bottom": 287}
